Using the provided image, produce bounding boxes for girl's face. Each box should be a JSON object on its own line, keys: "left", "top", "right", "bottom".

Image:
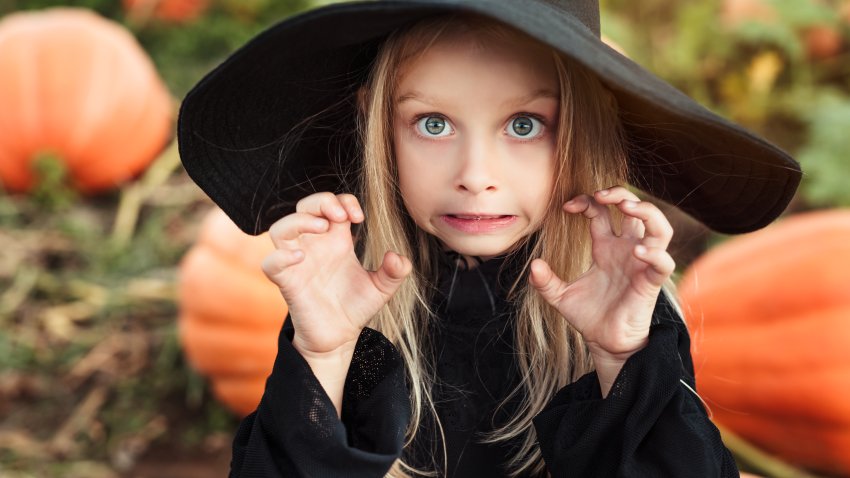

{"left": 393, "top": 32, "right": 559, "bottom": 259}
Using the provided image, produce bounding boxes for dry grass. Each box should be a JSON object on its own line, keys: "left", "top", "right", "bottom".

{"left": 0, "top": 142, "right": 238, "bottom": 477}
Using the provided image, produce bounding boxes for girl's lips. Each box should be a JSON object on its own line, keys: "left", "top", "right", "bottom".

{"left": 441, "top": 214, "right": 517, "bottom": 233}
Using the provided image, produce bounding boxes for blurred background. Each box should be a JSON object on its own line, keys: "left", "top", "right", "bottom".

{"left": 0, "top": 0, "right": 848, "bottom": 477}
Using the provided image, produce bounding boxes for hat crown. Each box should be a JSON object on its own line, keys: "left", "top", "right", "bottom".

{"left": 542, "top": 0, "right": 600, "bottom": 37}
{"left": 394, "top": 0, "right": 601, "bottom": 37}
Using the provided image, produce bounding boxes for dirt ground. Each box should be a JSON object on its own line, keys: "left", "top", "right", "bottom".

{"left": 128, "top": 438, "right": 232, "bottom": 478}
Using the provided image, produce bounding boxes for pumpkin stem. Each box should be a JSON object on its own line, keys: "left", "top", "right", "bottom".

{"left": 718, "top": 424, "right": 828, "bottom": 478}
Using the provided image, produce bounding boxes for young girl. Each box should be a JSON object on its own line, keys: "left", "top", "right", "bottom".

{"left": 178, "top": 1, "right": 801, "bottom": 477}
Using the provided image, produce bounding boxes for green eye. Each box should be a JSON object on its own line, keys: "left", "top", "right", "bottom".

{"left": 508, "top": 116, "right": 541, "bottom": 138}
{"left": 426, "top": 117, "right": 445, "bottom": 134}
{"left": 416, "top": 115, "right": 453, "bottom": 137}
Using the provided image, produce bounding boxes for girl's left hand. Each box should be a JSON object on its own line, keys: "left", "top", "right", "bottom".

{"left": 529, "top": 186, "right": 675, "bottom": 363}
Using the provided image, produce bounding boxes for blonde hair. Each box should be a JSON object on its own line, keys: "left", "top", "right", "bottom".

{"left": 355, "top": 14, "right": 631, "bottom": 478}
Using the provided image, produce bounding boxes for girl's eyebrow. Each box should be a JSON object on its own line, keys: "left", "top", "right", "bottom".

{"left": 396, "top": 88, "right": 558, "bottom": 107}
{"left": 394, "top": 90, "right": 446, "bottom": 106}
{"left": 503, "top": 88, "right": 559, "bottom": 108}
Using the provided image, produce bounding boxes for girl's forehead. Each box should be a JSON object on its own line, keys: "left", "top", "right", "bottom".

{"left": 394, "top": 34, "right": 558, "bottom": 102}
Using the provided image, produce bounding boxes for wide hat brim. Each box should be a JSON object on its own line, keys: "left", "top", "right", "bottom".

{"left": 178, "top": 0, "right": 801, "bottom": 235}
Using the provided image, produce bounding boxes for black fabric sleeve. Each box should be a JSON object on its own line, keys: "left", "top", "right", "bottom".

{"left": 230, "top": 319, "right": 410, "bottom": 477}
{"left": 532, "top": 294, "right": 739, "bottom": 478}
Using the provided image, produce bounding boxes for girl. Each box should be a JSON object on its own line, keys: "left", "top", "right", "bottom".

{"left": 177, "top": 1, "right": 801, "bottom": 477}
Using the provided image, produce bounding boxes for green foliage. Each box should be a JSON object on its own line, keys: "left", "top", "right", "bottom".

{"left": 0, "top": 0, "right": 119, "bottom": 15}
{"left": 797, "top": 91, "right": 850, "bottom": 206}
{"left": 131, "top": 0, "right": 313, "bottom": 97}
{"left": 30, "top": 154, "right": 78, "bottom": 213}
{"left": 602, "top": 0, "right": 850, "bottom": 211}
{"left": 734, "top": 0, "right": 838, "bottom": 62}
{"left": 0, "top": 332, "right": 36, "bottom": 370}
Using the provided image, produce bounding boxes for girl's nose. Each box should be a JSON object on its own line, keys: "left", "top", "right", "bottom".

{"left": 455, "top": 137, "right": 499, "bottom": 194}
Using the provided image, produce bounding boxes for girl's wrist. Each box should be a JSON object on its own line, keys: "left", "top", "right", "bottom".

{"left": 292, "top": 336, "right": 358, "bottom": 417}
{"left": 586, "top": 336, "right": 649, "bottom": 364}
{"left": 292, "top": 337, "right": 358, "bottom": 379}
{"left": 589, "top": 339, "right": 648, "bottom": 398}
{"left": 292, "top": 335, "right": 358, "bottom": 358}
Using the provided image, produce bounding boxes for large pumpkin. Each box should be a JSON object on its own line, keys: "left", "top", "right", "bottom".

{"left": 679, "top": 209, "right": 850, "bottom": 476}
{"left": 178, "top": 207, "right": 287, "bottom": 416}
{"left": 0, "top": 8, "right": 173, "bottom": 193}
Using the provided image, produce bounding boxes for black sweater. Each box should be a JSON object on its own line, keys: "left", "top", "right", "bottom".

{"left": 230, "top": 253, "right": 739, "bottom": 477}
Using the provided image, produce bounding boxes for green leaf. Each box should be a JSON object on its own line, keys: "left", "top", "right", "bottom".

{"left": 797, "top": 92, "right": 850, "bottom": 207}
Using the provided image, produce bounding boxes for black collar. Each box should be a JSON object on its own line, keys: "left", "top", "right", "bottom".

{"left": 433, "top": 249, "right": 528, "bottom": 318}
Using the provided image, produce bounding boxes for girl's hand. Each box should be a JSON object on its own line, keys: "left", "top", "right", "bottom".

{"left": 529, "top": 186, "right": 675, "bottom": 363}
{"left": 262, "top": 192, "right": 412, "bottom": 357}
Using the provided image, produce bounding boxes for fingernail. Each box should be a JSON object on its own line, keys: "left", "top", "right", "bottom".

{"left": 599, "top": 189, "right": 609, "bottom": 196}
{"left": 314, "top": 218, "right": 327, "bottom": 228}
{"left": 624, "top": 200, "right": 637, "bottom": 209}
{"left": 293, "top": 250, "right": 305, "bottom": 259}
{"left": 635, "top": 245, "right": 647, "bottom": 255}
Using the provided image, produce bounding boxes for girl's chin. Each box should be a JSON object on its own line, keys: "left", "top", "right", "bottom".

{"left": 438, "top": 238, "right": 517, "bottom": 260}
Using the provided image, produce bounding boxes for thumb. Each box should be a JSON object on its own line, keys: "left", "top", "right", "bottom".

{"left": 370, "top": 251, "right": 413, "bottom": 299}
{"left": 529, "top": 258, "right": 567, "bottom": 307}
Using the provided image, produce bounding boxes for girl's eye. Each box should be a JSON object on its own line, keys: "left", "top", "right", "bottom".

{"left": 507, "top": 115, "right": 543, "bottom": 139}
{"left": 415, "top": 115, "right": 454, "bottom": 137}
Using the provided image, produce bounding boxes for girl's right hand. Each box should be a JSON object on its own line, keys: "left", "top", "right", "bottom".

{"left": 262, "top": 192, "right": 412, "bottom": 357}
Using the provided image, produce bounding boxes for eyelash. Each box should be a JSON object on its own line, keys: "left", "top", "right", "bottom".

{"left": 409, "top": 113, "right": 548, "bottom": 143}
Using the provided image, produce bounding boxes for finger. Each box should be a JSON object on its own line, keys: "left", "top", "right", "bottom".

{"left": 261, "top": 248, "right": 306, "bottom": 283}
{"left": 593, "top": 186, "right": 640, "bottom": 205}
{"left": 268, "top": 212, "right": 330, "bottom": 248}
{"left": 370, "top": 251, "right": 413, "bottom": 298}
{"left": 634, "top": 245, "right": 676, "bottom": 286}
{"left": 619, "top": 200, "right": 674, "bottom": 249}
{"left": 563, "top": 195, "right": 613, "bottom": 238}
{"left": 528, "top": 258, "right": 568, "bottom": 307}
{"left": 595, "top": 187, "right": 645, "bottom": 238}
{"left": 295, "top": 192, "right": 349, "bottom": 222}
{"left": 336, "top": 193, "right": 365, "bottom": 224}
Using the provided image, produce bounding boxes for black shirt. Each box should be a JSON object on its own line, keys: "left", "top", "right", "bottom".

{"left": 229, "top": 253, "right": 739, "bottom": 477}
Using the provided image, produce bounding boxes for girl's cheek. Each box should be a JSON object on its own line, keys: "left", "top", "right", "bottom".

{"left": 506, "top": 138, "right": 556, "bottom": 162}
{"left": 506, "top": 143, "right": 557, "bottom": 189}
{"left": 401, "top": 134, "right": 453, "bottom": 158}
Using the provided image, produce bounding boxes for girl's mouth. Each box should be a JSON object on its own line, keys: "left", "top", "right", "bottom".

{"left": 441, "top": 215, "right": 517, "bottom": 233}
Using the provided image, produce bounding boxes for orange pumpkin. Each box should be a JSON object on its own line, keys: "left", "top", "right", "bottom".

{"left": 679, "top": 209, "right": 850, "bottom": 476}
{"left": 123, "top": 0, "right": 210, "bottom": 23}
{"left": 178, "top": 207, "right": 288, "bottom": 416}
{"left": 0, "top": 8, "right": 173, "bottom": 193}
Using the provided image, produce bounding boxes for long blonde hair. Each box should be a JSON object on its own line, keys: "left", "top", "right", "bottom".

{"left": 355, "top": 14, "right": 630, "bottom": 477}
